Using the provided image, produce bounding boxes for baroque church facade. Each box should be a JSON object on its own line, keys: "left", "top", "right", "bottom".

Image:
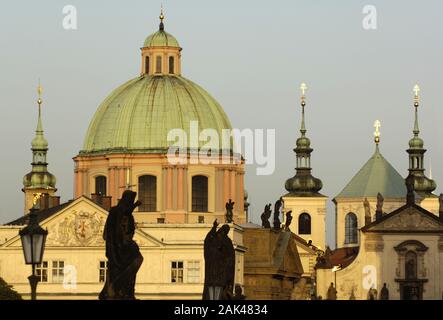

{"left": 0, "top": 12, "right": 442, "bottom": 300}
{"left": 0, "top": 14, "right": 249, "bottom": 299}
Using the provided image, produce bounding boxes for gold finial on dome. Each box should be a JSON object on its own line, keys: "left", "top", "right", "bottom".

{"left": 159, "top": 5, "right": 165, "bottom": 22}
{"left": 413, "top": 84, "right": 420, "bottom": 107}
{"left": 159, "top": 5, "right": 165, "bottom": 31}
{"left": 373, "top": 119, "right": 381, "bottom": 144}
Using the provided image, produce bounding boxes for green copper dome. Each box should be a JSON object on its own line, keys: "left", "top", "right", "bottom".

{"left": 144, "top": 30, "right": 180, "bottom": 48}
{"left": 81, "top": 75, "right": 232, "bottom": 154}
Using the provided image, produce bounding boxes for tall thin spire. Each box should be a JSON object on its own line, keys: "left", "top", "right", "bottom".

{"left": 284, "top": 83, "right": 323, "bottom": 195}
{"left": 406, "top": 84, "right": 436, "bottom": 196}
{"left": 413, "top": 84, "right": 420, "bottom": 136}
{"left": 22, "top": 82, "right": 57, "bottom": 213}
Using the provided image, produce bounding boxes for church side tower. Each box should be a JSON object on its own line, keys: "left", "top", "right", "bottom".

{"left": 22, "top": 84, "right": 57, "bottom": 213}
{"left": 407, "top": 85, "right": 438, "bottom": 214}
{"left": 282, "top": 83, "right": 327, "bottom": 250}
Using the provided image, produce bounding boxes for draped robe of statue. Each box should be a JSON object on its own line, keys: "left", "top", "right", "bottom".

{"left": 99, "top": 190, "right": 144, "bottom": 300}
{"left": 202, "top": 221, "right": 235, "bottom": 300}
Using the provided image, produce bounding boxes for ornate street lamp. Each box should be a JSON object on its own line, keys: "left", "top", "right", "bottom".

{"left": 19, "top": 200, "right": 48, "bottom": 300}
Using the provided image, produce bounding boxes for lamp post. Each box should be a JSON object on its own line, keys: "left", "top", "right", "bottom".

{"left": 19, "top": 207, "right": 48, "bottom": 300}
{"left": 332, "top": 264, "right": 342, "bottom": 292}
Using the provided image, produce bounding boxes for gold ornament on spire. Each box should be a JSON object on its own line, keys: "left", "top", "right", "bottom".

{"left": 159, "top": 5, "right": 165, "bottom": 22}
{"left": 37, "top": 81, "right": 43, "bottom": 106}
{"left": 413, "top": 84, "right": 420, "bottom": 107}
{"left": 373, "top": 119, "right": 381, "bottom": 144}
{"left": 300, "top": 82, "right": 307, "bottom": 106}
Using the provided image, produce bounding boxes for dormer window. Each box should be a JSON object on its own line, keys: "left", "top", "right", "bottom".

{"left": 156, "top": 56, "right": 162, "bottom": 73}
{"left": 169, "top": 56, "right": 174, "bottom": 74}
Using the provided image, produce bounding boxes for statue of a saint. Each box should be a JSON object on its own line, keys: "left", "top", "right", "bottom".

{"left": 327, "top": 282, "right": 337, "bottom": 300}
{"left": 406, "top": 174, "right": 415, "bottom": 204}
{"left": 380, "top": 283, "right": 389, "bottom": 300}
{"left": 261, "top": 204, "right": 272, "bottom": 228}
{"left": 364, "top": 197, "right": 371, "bottom": 225}
{"left": 225, "top": 199, "right": 234, "bottom": 223}
{"left": 203, "top": 220, "right": 235, "bottom": 300}
{"left": 285, "top": 210, "right": 293, "bottom": 231}
{"left": 376, "top": 193, "right": 384, "bottom": 219}
{"left": 367, "top": 288, "right": 377, "bottom": 300}
{"left": 99, "top": 190, "right": 144, "bottom": 300}
{"left": 273, "top": 198, "right": 283, "bottom": 229}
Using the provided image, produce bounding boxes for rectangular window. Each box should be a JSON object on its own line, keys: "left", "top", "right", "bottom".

{"left": 138, "top": 175, "right": 157, "bottom": 212}
{"left": 36, "top": 261, "right": 48, "bottom": 283}
{"left": 145, "top": 56, "right": 150, "bottom": 74}
{"left": 187, "top": 261, "right": 200, "bottom": 283}
{"left": 169, "top": 56, "right": 174, "bottom": 74}
{"left": 52, "top": 261, "right": 64, "bottom": 283}
{"left": 99, "top": 261, "right": 108, "bottom": 283}
{"left": 171, "top": 261, "right": 184, "bottom": 283}
{"left": 156, "top": 56, "right": 162, "bottom": 73}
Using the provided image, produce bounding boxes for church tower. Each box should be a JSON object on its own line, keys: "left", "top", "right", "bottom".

{"left": 282, "top": 83, "right": 327, "bottom": 249}
{"left": 406, "top": 85, "right": 438, "bottom": 213}
{"left": 22, "top": 84, "right": 57, "bottom": 213}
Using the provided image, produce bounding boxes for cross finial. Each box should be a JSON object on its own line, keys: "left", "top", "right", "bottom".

{"left": 413, "top": 84, "right": 420, "bottom": 107}
{"left": 413, "top": 84, "right": 420, "bottom": 97}
{"left": 159, "top": 5, "right": 165, "bottom": 31}
{"left": 37, "top": 80, "right": 43, "bottom": 106}
{"left": 160, "top": 5, "right": 164, "bottom": 21}
{"left": 300, "top": 83, "right": 307, "bottom": 97}
{"left": 300, "top": 82, "right": 307, "bottom": 108}
{"left": 373, "top": 119, "right": 381, "bottom": 144}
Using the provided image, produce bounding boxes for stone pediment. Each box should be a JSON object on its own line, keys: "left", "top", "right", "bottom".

{"left": 363, "top": 204, "right": 443, "bottom": 233}
{"left": 4, "top": 197, "right": 163, "bottom": 248}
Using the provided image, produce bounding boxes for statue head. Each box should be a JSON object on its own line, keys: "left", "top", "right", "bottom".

{"left": 218, "top": 224, "right": 230, "bottom": 237}
{"left": 120, "top": 190, "right": 137, "bottom": 207}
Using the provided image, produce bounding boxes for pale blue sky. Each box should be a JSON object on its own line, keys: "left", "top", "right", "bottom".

{"left": 0, "top": 0, "right": 442, "bottom": 248}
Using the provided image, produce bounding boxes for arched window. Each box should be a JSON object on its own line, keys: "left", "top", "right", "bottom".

{"left": 192, "top": 175, "right": 208, "bottom": 212}
{"left": 169, "top": 56, "right": 174, "bottom": 74}
{"left": 156, "top": 56, "right": 162, "bottom": 73}
{"left": 405, "top": 251, "right": 418, "bottom": 279}
{"left": 345, "top": 213, "right": 358, "bottom": 244}
{"left": 298, "top": 213, "right": 311, "bottom": 234}
{"left": 145, "top": 56, "right": 150, "bottom": 74}
{"left": 138, "top": 175, "right": 157, "bottom": 212}
{"left": 95, "top": 176, "right": 107, "bottom": 196}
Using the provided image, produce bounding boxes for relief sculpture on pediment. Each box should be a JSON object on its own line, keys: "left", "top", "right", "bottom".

{"left": 47, "top": 210, "right": 105, "bottom": 246}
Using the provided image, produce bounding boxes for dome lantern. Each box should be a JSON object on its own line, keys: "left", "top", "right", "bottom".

{"left": 140, "top": 8, "right": 182, "bottom": 76}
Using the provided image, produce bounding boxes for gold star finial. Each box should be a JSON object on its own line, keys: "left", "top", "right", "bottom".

{"left": 413, "top": 84, "right": 420, "bottom": 107}
{"left": 373, "top": 119, "right": 381, "bottom": 144}
{"left": 37, "top": 80, "right": 43, "bottom": 106}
